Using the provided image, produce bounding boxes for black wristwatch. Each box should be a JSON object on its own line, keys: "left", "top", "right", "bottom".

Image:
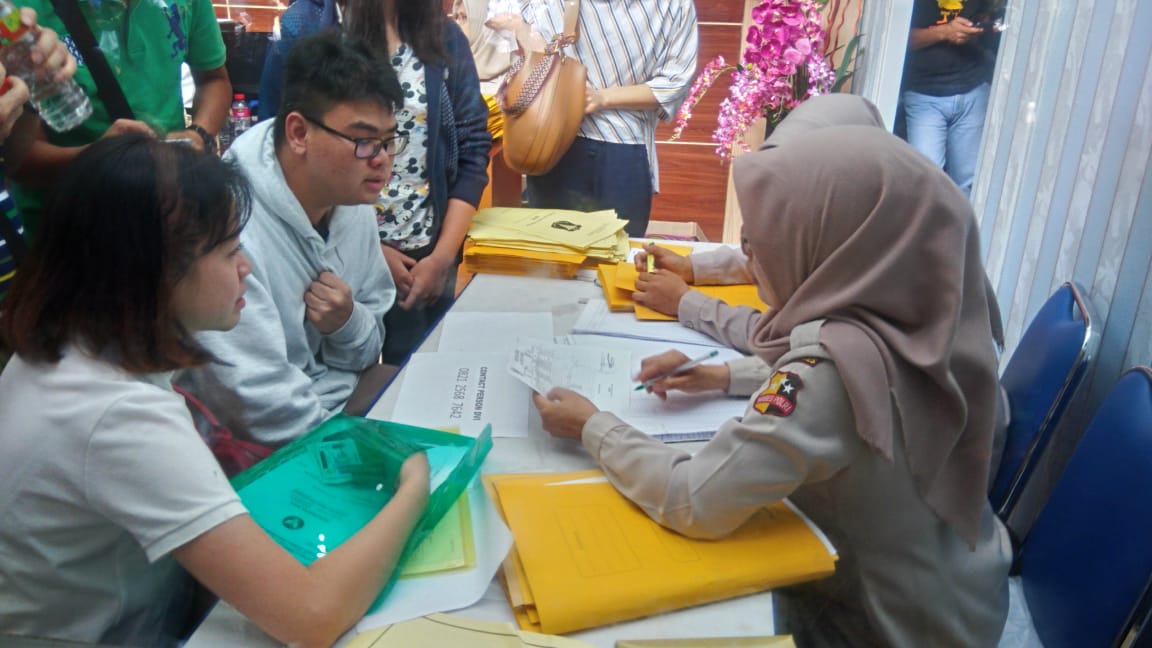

{"left": 187, "top": 123, "right": 216, "bottom": 154}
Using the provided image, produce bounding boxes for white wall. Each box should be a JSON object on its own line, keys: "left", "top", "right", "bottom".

{"left": 854, "top": 0, "right": 913, "bottom": 130}
{"left": 975, "top": 0, "right": 1151, "bottom": 400}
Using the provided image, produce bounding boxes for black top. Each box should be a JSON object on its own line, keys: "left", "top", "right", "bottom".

{"left": 903, "top": 0, "right": 998, "bottom": 96}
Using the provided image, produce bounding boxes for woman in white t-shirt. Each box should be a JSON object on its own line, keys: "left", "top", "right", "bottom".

{"left": 0, "top": 134, "right": 430, "bottom": 647}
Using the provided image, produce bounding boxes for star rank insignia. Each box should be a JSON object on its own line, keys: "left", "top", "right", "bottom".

{"left": 753, "top": 371, "right": 804, "bottom": 417}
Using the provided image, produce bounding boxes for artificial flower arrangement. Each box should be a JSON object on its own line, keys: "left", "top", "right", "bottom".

{"left": 672, "top": 0, "right": 858, "bottom": 161}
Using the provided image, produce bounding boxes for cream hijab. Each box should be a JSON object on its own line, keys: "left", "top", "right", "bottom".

{"left": 735, "top": 125, "right": 1002, "bottom": 547}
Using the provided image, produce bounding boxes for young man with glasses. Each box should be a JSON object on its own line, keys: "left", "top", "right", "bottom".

{"left": 184, "top": 31, "right": 405, "bottom": 445}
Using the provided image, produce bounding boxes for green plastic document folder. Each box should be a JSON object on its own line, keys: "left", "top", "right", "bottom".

{"left": 231, "top": 415, "right": 493, "bottom": 609}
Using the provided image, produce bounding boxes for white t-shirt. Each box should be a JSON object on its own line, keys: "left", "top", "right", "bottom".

{"left": 0, "top": 347, "right": 247, "bottom": 646}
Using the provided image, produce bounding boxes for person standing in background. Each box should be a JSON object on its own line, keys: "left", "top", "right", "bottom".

{"left": 256, "top": 0, "right": 343, "bottom": 121}
{"left": 516, "top": 0, "right": 697, "bottom": 237}
{"left": 0, "top": 7, "right": 75, "bottom": 370}
{"left": 343, "top": 0, "right": 491, "bottom": 365}
{"left": 901, "top": 0, "right": 999, "bottom": 197}
{"left": 7, "top": 0, "right": 231, "bottom": 240}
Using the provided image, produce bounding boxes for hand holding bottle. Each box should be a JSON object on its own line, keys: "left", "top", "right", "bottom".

{"left": 0, "top": 60, "right": 29, "bottom": 140}
{"left": 19, "top": 8, "right": 74, "bottom": 83}
{"left": 0, "top": 3, "right": 91, "bottom": 132}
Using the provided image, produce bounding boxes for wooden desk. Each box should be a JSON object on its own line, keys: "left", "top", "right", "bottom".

{"left": 186, "top": 267, "right": 777, "bottom": 648}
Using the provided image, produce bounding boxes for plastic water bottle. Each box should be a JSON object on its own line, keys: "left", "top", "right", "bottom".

{"left": 0, "top": 0, "right": 92, "bottom": 132}
{"left": 229, "top": 93, "right": 250, "bottom": 142}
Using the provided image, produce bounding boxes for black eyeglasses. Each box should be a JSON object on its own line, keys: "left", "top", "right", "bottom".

{"left": 300, "top": 114, "right": 409, "bottom": 159}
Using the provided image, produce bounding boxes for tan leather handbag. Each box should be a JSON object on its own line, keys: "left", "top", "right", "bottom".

{"left": 497, "top": 0, "right": 585, "bottom": 176}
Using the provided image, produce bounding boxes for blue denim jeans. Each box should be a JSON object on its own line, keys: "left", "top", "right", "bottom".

{"left": 901, "top": 82, "right": 990, "bottom": 197}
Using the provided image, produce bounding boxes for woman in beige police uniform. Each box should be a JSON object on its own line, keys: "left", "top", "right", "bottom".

{"left": 532, "top": 124, "right": 1012, "bottom": 646}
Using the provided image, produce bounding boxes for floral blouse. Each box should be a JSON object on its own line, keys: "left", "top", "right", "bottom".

{"left": 375, "top": 43, "right": 433, "bottom": 252}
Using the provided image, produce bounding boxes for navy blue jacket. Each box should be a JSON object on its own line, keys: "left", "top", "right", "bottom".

{"left": 422, "top": 21, "right": 492, "bottom": 252}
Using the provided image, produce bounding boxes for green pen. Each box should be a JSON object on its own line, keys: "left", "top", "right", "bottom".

{"left": 634, "top": 349, "right": 720, "bottom": 391}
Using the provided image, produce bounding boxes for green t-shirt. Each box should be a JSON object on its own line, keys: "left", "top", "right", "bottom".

{"left": 13, "top": 0, "right": 226, "bottom": 236}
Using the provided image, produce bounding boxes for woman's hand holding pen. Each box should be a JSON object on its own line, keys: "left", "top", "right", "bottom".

{"left": 637, "top": 351, "right": 729, "bottom": 400}
{"left": 533, "top": 388, "right": 600, "bottom": 440}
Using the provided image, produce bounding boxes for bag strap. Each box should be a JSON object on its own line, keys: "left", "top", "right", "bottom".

{"left": 558, "top": 0, "right": 580, "bottom": 47}
{"left": 497, "top": 0, "right": 582, "bottom": 115}
{"left": 47, "top": 0, "right": 135, "bottom": 121}
{"left": 172, "top": 384, "right": 225, "bottom": 429}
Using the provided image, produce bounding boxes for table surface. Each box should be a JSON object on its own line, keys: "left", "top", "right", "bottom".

{"left": 187, "top": 268, "right": 778, "bottom": 648}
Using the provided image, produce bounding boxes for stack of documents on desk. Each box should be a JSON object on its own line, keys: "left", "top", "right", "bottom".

{"left": 598, "top": 256, "right": 768, "bottom": 320}
{"left": 485, "top": 471, "right": 838, "bottom": 635}
{"left": 464, "top": 207, "right": 630, "bottom": 278}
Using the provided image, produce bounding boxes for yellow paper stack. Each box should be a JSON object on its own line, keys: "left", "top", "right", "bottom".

{"left": 483, "top": 93, "right": 504, "bottom": 140}
{"left": 599, "top": 244, "right": 769, "bottom": 320}
{"left": 464, "top": 207, "right": 631, "bottom": 278}
{"left": 347, "top": 613, "right": 594, "bottom": 648}
{"left": 484, "top": 471, "right": 838, "bottom": 635}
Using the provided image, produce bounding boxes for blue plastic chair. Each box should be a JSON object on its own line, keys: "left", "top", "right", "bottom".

{"left": 989, "top": 282, "right": 1097, "bottom": 519}
{"left": 1123, "top": 582, "right": 1152, "bottom": 647}
{"left": 1017, "top": 366, "right": 1152, "bottom": 648}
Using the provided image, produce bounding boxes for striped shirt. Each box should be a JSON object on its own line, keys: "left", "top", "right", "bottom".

{"left": 520, "top": 0, "right": 698, "bottom": 190}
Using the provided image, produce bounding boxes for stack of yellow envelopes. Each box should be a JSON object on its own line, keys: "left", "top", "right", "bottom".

{"left": 598, "top": 244, "right": 769, "bottom": 319}
{"left": 484, "top": 471, "right": 837, "bottom": 635}
{"left": 463, "top": 208, "right": 631, "bottom": 278}
{"left": 483, "top": 94, "right": 504, "bottom": 140}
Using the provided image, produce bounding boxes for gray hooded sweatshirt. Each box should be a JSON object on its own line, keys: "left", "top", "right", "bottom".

{"left": 189, "top": 121, "right": 396, "bottom": 445}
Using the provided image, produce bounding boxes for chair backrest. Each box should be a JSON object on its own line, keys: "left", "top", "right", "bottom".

{"left": 989, "top": 281, "right": 1097, "bottom": 518}
{"left": 1120, "top": 578, "right": 1152, "bottom": 648}
{"left": 1019, "top": 366, "right": 1152, "bottom": 648}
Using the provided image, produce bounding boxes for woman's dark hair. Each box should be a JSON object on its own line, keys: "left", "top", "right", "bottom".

{"left": 0, "top": 134, "right": 251, "bottom": 373}
{"left": 274, "top": 29, "right": 405, "bottom": 148}
{"left": 343, "top": 0, "right": 447, "bottom": 65}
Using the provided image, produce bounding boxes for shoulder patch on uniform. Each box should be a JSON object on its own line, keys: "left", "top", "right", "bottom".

{"left": 799, "top": 357, "right": 821, "bottom": 366}
{"left": 753, "top": 371, "right": 804, "bottom": 417}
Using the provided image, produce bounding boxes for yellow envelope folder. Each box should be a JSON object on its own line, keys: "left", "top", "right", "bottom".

{"left": 634, "top": 284, "right": 769, "bottom": 321}
{"left": 596, "top": 263, "right": 636, "bottom": 312}
{"left": 486, "top": 471, "right": 837, "bottom": 635}
{"left": 347, "top": 613, "right": 595, "bottom": 648}
{"left": 602, "top": 260, "right": 769, "bottom": 321}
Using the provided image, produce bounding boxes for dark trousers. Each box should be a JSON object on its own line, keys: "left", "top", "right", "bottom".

{"left": 526, "top": 136, "right": 654, "bottom": 237}
{"left": 381, "top": 264, "right": 457, "bottom": 366}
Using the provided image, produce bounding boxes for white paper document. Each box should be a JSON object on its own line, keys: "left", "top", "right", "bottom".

{"left": 508, "top": 339, "right": 632, "bottom": 410}
{"left": 438, "top": 312, "right": 554, "bottom": 352}
{"left": 349, "top": 481, "right": 515, "bottom": 638}
{"left": 391, "top": 352, "right": 533, "bottom": 437}
{"left": 571, "top": 298, "right": 728, "bottom": 348}
{"left": 509, "top": 340, "right": 747, "bottom": 442}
